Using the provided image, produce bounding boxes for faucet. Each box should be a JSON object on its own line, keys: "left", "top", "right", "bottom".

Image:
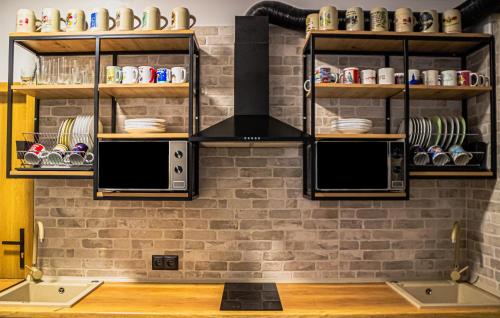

{"left": 26, "top": 221, "right": 44, "bottom": 282}
{"left": 450, "top": 221, "right": 468, "bottom": 282}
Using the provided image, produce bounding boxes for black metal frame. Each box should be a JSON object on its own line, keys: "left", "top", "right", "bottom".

{"left": 1, "top": 228, "right": 25, "bottom": 268}
{"left": 6, "top": 32, "right": 200, "bottom": 200}
{"left": 302, "top": 32, "right": 497, "bottom": 200}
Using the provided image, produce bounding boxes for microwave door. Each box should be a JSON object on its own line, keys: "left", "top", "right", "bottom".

{"left": 315, "top": 141, "right": 390, "bottom": 191}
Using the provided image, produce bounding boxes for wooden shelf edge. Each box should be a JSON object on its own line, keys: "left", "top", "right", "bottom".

{"left": 98, "top": 133, "right": 188, "bottom": 139}
{"left": 10, "top": 30, "right": 195, "bottom": 37}
{"left": 316, "top": 134, "right": 406, "bottom": 139}
{"left": 315, "top": 192, "right": 407, "bottom": 198}
{"left": 97, "top": 192, "right": 189, "bottom": 198}
{"left": 410, "top": 171, "right": 494, "bottom": 177}
{"left": 10, "top": 170, "right": 93, "bottom": 177}
{"left": 98, "top": 83, "right": 189, "bottom": 89}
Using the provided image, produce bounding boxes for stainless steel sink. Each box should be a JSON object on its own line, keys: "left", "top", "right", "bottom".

{"left": 387, "top": 281, "right": 500, "bottom": 308}
{"left": 0, "top": 279, "right": 103, "bottom": 307}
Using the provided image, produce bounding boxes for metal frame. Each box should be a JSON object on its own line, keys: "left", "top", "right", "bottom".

{"left": 6, "top": 32, "right": 200, "bottom": 200}
{"left": 302, "top": 32, "right": 497, "bottom": 200}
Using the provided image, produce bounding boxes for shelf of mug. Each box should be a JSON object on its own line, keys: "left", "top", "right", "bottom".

{"left": 10, "top": 169, "right": 94, "bottom": 178}
{"left": 98, "top": 133, "right": 189, "bottom": 139}
{"left": 98, "top": 83, "right": 189, "bottom": 98}
{"left": 9, "top": 30, "right": 197, "bottom": 54}
{"left": 11, "top": 84, "right": 94, "bottom": 99}
{"left": 316, "top": 133, "right": 405, "bottom": 139}
{"left": 397, "top": 85, "right": 492, "bottom": 100}
{"left": 304, "top": 31, "right": 492, "bottom": 55}
{"left": 311, "top": 83, "right": 404, "bottom": 98}
{"left": 409, "top": 170, "right": 494, "bottom": 177}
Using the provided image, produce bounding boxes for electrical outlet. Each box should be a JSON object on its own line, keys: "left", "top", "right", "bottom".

{"left": 152, "top": 255, "right": 178, "bottom": 270}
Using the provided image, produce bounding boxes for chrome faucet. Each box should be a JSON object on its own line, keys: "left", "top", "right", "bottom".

{"left": 26, "top": 221, "right": 44, "bottom": 281}
{"left": 450, "top": 221, "right": 468, "bottom": 282}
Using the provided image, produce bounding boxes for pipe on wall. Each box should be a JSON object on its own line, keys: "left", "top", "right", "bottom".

{"left": 246, "top": 0, "right": 500, "bottom": 31}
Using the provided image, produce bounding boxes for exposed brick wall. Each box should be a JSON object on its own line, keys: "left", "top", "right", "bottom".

{"left": 35, "top": 26, "right": 470, "bottom": 282}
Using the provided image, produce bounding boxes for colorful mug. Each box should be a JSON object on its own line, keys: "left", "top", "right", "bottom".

{"left": 449, "top": 145, "right": 473, "bottom": 166}
{"left": 319, "top": 6, "right": 338, "bottom": 31}
{"left": 428, "top": 145, "right": 450, "bottom": 166}
{"left": 65, "top": 9, "right": 87, "bottom": 32}
{"left": 340, "top": 67, "right": 360, "bottom": 84}
{"left": 41, "top": 8, "right": 65, "bottom": 32}
{"left": 420, "top": 10, "right": 438, "bottom": 32}
{"left": 106, "top": 66, "right": 122, "bottom": 84}
{"left": 156, "top": 68, "right": 171, "bottom": 83}
{"left": 395, "top": 8, "right": 413, "bottom": 32}
{"left": 457, "top": 70, "right": 479, "bottom": 87}
{"left": 47, "top": 144, "right": 68, "bottom": 165}
{"left": 90, "top": 8, "right": 115, "bottom": 31}
{"left": 315, "top": 67, "right": 332, "bottom": 83}
{"left": 370, "top": 7, "right": 388, "bottom": 32}
{"left": 306, "top": 13, "right": 319, "bottom": 33}
{"left": 138, "top": 66, "right": 157, "bottom": 83}
{"left": 17, "top": 9, "right": 41, "bottom": 32}
{"left": 346, "top": 7, "right": 363, "bottom": 31}
{"left": 443, "top": 9, "right": 461, "bottom": 33}
{"left": 24, "top": 143, "right": 46, "bottom": 165}
{"left": 410, "top": 145, "right": 430, "bottom": 166}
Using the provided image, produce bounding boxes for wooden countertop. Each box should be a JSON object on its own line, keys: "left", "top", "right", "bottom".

{"left": 0, "top": 279, "right": 23, "bottom": 293}
{"left": 0, "top": 282, "right": 499, "bottom": 317}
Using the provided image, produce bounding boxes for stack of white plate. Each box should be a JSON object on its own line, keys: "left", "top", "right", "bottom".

{"left": 124, "top": 118, "right": 167, "bottom": 133}
{"left": 57, "top": 115, "right": 102, "bottom": 151}
{"left": 333, "top": 118, "right": 372, "bottom": 134}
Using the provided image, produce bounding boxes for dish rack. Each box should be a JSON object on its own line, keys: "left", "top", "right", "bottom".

{"left": 17, "top": 132, "right": 94, "bottom": 169}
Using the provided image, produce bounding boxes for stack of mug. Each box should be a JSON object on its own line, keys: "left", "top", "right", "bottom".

{"left": 16, "top": 6, "right": 196, "bottom": 32}
{"left": 304, "top": 66, "right": 490, "bottom": 87}
{"left": 105, "top": 65, "right": 187, "bottom": 84}
{"left": 307, "top": 6, "right": 461, "bottom": 34}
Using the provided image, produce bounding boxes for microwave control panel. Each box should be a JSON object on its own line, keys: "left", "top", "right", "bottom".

{"left": 389, "top": 141, "right": 405, "bottom": 190}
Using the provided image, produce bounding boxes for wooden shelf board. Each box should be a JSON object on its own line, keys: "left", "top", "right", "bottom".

{"left": 410, "top": 171, "right": 494, "bottom": 177}
{"left": 399, "top": 85, "right": 492, "bottom": 100}
{"left": 10, "top": 30, "right": 196, "bottom": 54}
{"left": 312, "top": 83, "right": 404, "bottom": 99}
{"left": 316, "top": 133, "right": 405, "bottom": 139}
{"left": 315, "top": 192, "right": 407, "bottom": 198}
{"left": 304, "top": 31, "right": 491, "bottom": 55}
{"left": 12, "top": 84, "right": 94, "bottom": 99}
{"left": 99, "top": 83, "right": 189, "bottom": 98}
{"left": 10, "top": 170, "right": 93, "bottom": 177}
{"left": 98, "top": 133, "right": 188, "bottom": 139}
{"left": 97, "top": 192, "right": 189, "bottom": 198}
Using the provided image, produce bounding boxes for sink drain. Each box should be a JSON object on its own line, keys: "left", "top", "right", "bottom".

{"left": 58, "top": 287, "right": 65, "bottom": 294}
{"left": 425, "top": 288, "right": 433, "bottom": 295}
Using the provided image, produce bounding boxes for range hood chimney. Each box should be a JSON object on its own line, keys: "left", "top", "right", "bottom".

{"left": 192, "top": 16, "right": 306, "bottom": 143}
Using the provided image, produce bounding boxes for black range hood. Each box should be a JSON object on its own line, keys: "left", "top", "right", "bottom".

{"left": 192, "top": 16, "right": 306, "bottom": 142}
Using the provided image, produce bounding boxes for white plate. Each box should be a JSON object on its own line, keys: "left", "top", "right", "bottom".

{"left": 426, "top": 118, "right": 433, "bottom": 148}
{"left": 439, "top": 116, "right": 448, "bottom": 149}
{"left": 125, "top": 127, "right": 167, "bottom": 133}
{"left": 414, "top": 118, "right": 422, "bottom": 146}
{"left": 125, "top": 118, "right": 166, "bottom": 123}
{"left": 409, "top": 118, "right": 414, "bottom": 145}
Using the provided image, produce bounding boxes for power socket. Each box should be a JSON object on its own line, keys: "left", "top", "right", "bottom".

{"left": 152, "top": 255, "right": 179, "bottom": 270}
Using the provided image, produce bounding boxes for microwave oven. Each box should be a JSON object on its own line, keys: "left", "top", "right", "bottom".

{"left": 97, "top": 140, "right": 187, "bottom": 192}
{"left": 314, "top": 140, "right": 406, "bottom": 192}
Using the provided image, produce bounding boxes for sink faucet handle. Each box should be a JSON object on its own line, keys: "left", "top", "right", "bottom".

{"left": 451, "top": 265, "right": 469, "bottom": 282}
{"left": 458, "top": 265, "right": 469, "bottom": 274}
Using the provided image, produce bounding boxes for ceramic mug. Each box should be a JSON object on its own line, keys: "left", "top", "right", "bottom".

{"left": 395, "top": 8, "right": 413, "bottom": 32}
{"left": 319, "top": 6, "right": 338, "bottom": 31}
{"left": 24, "top": 143, "right": 46, "bottom": 165}
{"left": 422, "top": 70, "right": 440, "bottom": 86}
{"left": 138, "top": 66, "right": 157, "bottom": 83}
{"left": 410, "top": 145, "right": 430, "bottom": 166}
{"left": 340, "top": 67, "right": 360, "bottom": 84}
{"left": 378, "top": 67, "right": 395, "bottom": 84}
{"left": 41, "top": 8, "right": 65, "bottom": 32}
{"left": 441, "top": 70, "right": 457, "bottom": 86}
{"left": 361, "top": 69, "right": 376, "bottom": 84}
{"left": 419, "top": 10, "right": 438, "bottom": 32}
{"left": 47, "top": 143, "right": 68, "bottom": 165}
{"left": 122, "top": 66, "right": 139, "bottom": 84}
{"left": 478, "top": 74, "right": 490, "bottom": 87}
{"left": 457, "top": 70, "right": 479, "bottom": 86}
{"left": 449, "top": 145, "right": 473, "bottom": 166}
{"left": 171, "top": 67, "right": 187, "bottom": 83}
{"left": 106, "top": 66, "right": 122, "bottom": 84}
{"left": 443, "top": 9, "right": 461, "bottom": 33}
{"left": 346, "top": 7, "right": 364, "bottom": 31}
{"left": 370, "top": 7, "right": 388, "bottom": 32}
{"left": 306, "top": 13, "right": 319, "bottom": 33}
{"left": 116, "top": 7, "right": 141, "bottom": 31}
{"left": 408, "top": 69, "right": 421, "bottom": 85}
{"left": 428, "top": 145, "right": 450, "bottom": 166}
{"left": 171, "top": 7, "right": 196, "bottom": 30}
{"left": 142, "top": 7, "right": 168, "bottom": 31}
{"left": 394, "top": 73, "right": 405, "bottom": 84}
{"left": 90, "top": 8, "right": 115, "bottom": 31}
{"left": 65, "top": 9, "right": 87, "bottom": 32}
{"left": 17, "top": 9, "right": 41, "bottom": 32}
{"left": 68, "top": 143, "right": 92, "bottom": 165}
{"left": 315, "top": 67, "right": 331, "bottom": 83}
{"left": 157, "top": 68, "right": 171, "bottom": 83}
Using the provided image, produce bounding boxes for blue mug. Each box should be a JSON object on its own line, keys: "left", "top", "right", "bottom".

{"left": 157, "top": 68, "right": 171, "bottom": 83}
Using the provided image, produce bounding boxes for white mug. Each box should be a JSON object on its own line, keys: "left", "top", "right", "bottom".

{"left": 142, "top": 7, "right": 168, "bottom": 31}
{"left": 370, "top": 7, "right": 389, "bottom": 32}
{"left": 420, "top": 10, "right": 439, "bottom": 33}
{"left": 17, "top": 9, "right": 41, "bottom": 32}
{"left": 478, "top": 74, "right": 490, "bottom": 87}
{"left": 116, "top": 7, "right": 141, "bottom": 31}
{"left": 319, "top": 6, "right": 338, "bottom": 31}
{"left": 345, "top": 7, "right": 364, "bottom": 31}
{"left": 361, "top": 69, "right": 376, "bottom": 84}
{"left": 122, "top": 66, "right": 139, "bottom": 84}
{"left": 90, "top": 8, "right": 115, "bottom": 31}
{"left": 441, "top": 70, "right": 457, "bottom": 86}
{"left": 138, "top": 66, "right": 156, "bottom": 83}
{"left": 171, "top": 7, "right": 196, "bottom": 30}
{"left": 65, "top": 9, "right": 87, "bottom": 32}
{"left": 395, "top": 8, "right": 413, "bottom": 33}
{"left": 422, "top": 70, "right": 440, "bottom": 86}
{"left": 408, "top": 69, "right": 421, "bottom": 84}
{"left": 378, "top": 67, "right": 395, "bottom": 84}
{"left": 41, "top": 8, "right": 65, "bottom": 32}
{"left": 443, "top": 9, "right": 461, "bottom": 33}
{"left": 306, "top": 13, "right": 319, "bottom": 33}
{"left": 171, "top": 67, "right": 187, "bottom": 83}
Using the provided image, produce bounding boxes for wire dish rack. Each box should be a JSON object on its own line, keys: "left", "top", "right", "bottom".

{"left": 17, "top": 132, "right": 94, "bottom": 168}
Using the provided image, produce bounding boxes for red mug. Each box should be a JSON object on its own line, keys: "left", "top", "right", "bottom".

{"left": 138, "top": 66, "right": 157, "bottom": 83}
{"left": 340, "top": 67, "right": 360, "bottom": 84}
{"left": 457, "top": 70, "right": 478, "bottom": 86}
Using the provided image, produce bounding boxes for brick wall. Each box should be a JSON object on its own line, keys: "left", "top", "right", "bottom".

{"left": 35, "top": 26, "right": 470, "bottom": 282}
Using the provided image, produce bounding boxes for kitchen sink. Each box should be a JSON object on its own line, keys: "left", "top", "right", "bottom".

{"left": 387, "top": 281, "right": 500, "bottom": 308}
{"left": 0, "top": 279, "right": 103, "bottom": 307}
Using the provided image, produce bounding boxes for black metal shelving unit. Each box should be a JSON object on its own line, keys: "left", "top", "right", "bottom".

{"left": 303, "top": 31, "right": 497, "bottom": 200}
{"left": 6, "top": 31, "right": 200, "bottom": 201}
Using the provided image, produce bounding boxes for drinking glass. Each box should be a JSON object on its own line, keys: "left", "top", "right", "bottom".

{"left": 71, "top": 60, "right": 82, "bottom": 84}
{"left": 20, "top": 63, "right": 36, "bottom": 85}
